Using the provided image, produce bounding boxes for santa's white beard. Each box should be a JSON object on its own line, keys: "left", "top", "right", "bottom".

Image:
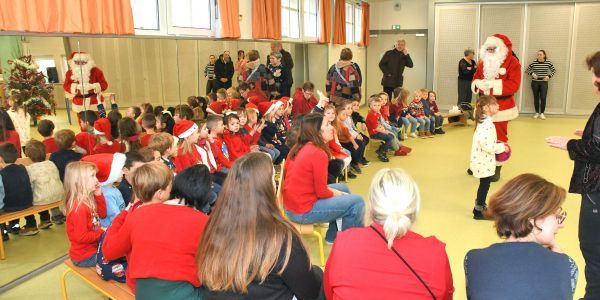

{"left": 481, "top": 45, "right": 508, "bottom": 80}
{"left": 68, "top": 59, "right": 95, "bottom": 83}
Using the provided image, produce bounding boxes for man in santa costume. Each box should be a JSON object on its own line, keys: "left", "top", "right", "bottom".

{"left": 63, "top": 51, "right": 109, "bottom": 118}
{"left": 472, "top": 33, "right": 521, "bottom": 181}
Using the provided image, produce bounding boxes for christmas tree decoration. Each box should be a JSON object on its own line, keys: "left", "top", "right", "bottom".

{"left": 6, "top": 55, "right": 55, "bottom": 119}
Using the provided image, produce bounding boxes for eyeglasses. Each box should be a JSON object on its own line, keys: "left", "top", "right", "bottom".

{"left": 556, "top": 210, "right": 567, "bottom": 225}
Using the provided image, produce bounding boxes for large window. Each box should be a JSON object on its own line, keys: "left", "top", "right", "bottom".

{"left": 33, "top": 57, "right": 57, "bottom": 83}
{"left": 131, "top": 0, "right": 160, "bottom": 30}
{"left": 303, "top": 0, "right": 319, "bottom": 39}
{"left": 282, "top": 0, "right": 300, "bottom": 39}
{"left": 345, "top": 2, "right": 362, "bottom": 44}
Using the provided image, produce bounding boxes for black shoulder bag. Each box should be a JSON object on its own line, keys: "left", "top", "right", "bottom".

{"left": 369, "top": 225, "right": 437, "bottom": 300}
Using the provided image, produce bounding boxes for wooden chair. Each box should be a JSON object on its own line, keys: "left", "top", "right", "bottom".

{"left": 276, "top": 160, "right": 326, "bottom": 267}
{"left": 60, "top": 260, "right": 134, "bottom": 300}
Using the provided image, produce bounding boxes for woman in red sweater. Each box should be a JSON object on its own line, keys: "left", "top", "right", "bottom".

{"left": 102, "top": 162, "right": 209, "bottom": 298}
{"left": 283, "top": 113, "right": 365, "bottom": 244}
{"left": 0, "top": 110, "right": 21, "bottom": 157}
{"left": 64, "top": 161, "right": 107, "bottom": 267}
{"left": 324, "top": 168, "right": 454, "bottom": 299}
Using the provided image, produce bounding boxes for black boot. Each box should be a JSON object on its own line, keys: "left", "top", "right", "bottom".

{"left": 491, "top": 166, "right": 502, "bottom": 182}
{"left": 376, "top": 144, "right": 389, "bottom": 162}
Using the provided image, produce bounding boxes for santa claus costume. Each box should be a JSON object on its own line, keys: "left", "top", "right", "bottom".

{"left": 63, "top": 52, "right": 109, "bottom": 117}
{"left": 471, "top": 34, "right": 521, "bottom": 180}
{"left": 472, "top": 34, "right": 522, "bottom": 142}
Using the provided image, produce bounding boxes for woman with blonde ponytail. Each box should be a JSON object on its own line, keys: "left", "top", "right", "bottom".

{"left": 324, "top": 168, "right": 454, "bottom": 300}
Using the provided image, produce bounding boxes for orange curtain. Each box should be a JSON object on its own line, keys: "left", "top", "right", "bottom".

{"left": 359, "top": 2, "right": 370, "bottom": 47}
{"left": 0, "top": 0, "right": 134, "bottom": 35}
{"left": 332, "top": 0, "right": 346, "bottom": 45}
{"left": 218, "top": 0, "right": 241, "bottom": 38}
{"left": 252, "top": 0, "right": 282, "bottom": 40}
{"left": 318, "top": 0, "right": 331, "bottom": 44}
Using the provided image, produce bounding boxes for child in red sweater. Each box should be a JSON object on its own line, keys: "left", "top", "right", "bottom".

{"left": 93, "top": 118, "right": 123, "bottom": 154}
{"left": 64, "top": 161, "right": 107, "bottom": 267}
{"left": 38, "top": 119, "right": 58, "bottom": 154}
{"left": 223, "top": 113, "right": 255, "bottom": 162}
{"left": 236, "top": 107, "right": 262, "bottom": 147}
{"left": 76, "top": 110, "right": 98, "bottom": 156}
{"left": 206, "top": 115, "right": 233, "bottom": 171}
{"left": 139, "top": 114, "right": 157, "bottom": 147}
{"left": 323, "top": 105, "right": 355, "bottom": 179}
{"left": 102, "top": 162, "right": 210, "bottom": 297}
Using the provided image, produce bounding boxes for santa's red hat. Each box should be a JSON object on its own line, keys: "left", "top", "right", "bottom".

{"left": 82, "top": 153, "right": 126, "bottom": 186}
{"left": 245, "top": 102, "right": 259, "bottom": 114}
{"left": 481, "top": 33, "right": 514, "bottom": 75}
{"left": 207, "top": 101, "right": 225, "bottom": 115}
{"left": 248, "top": 96, "right": 263, "bottom": 106}
{"left": 173, "top": 120, "right": 198, "bottom": 139}
{"left": 93, "top": 118, "right": 112, "bottom": 140}
{"left": 69, "top": 51, "right": 91, "bottom": 61}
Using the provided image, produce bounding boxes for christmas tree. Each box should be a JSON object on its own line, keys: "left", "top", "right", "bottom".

{"left": 6, "top": 55, "right": 55, "bottom": 120}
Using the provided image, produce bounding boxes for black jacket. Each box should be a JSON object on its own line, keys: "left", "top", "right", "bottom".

{"left": 1, "top": 164, "right": 33, "bottom": 212}
{"left": 567, "top": 102, "right": 600, "bottom": 194}
{"left": 378, "top": 48, "right": 413, "bottom": 88}
{"left": 215, "top": 58, "right": 234, "bottom": 81}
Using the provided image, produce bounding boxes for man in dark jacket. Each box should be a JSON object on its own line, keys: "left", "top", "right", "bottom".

{"left": 379, "top": 39, "right": 414, "bottom": 99}
{"left": 215, "top": 51, "right": 234, "bottom": 89}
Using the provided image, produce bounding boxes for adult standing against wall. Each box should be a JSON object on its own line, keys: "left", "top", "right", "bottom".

{"left": 269, "top": 43, "right": 294, "bottom": 96}
{"left": 235, "top": 50, "right": 247, "bottom": 84}
{"left": 458, "top": 49, "right": 477, "bottom": 105}
{"left": 526, "top": 50, "right": 556, "bottom": 120}
{"left": 215, "top": 50, "right": 234, "bottom": 90}
{"left": 547, "top": 51, "right": 600, "bottom": 300}
{"left": 379, "top": 39, "right": 414, "bottom": 99}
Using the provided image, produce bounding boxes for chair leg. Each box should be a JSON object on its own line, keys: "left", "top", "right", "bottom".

{"left": 0, "top": 234, "right": 4, "bottom": 260}
{"left": 344, "top": 167, "right": 348, "bottom": 183}
{"left": 60, "top": 268, "right": 72, "bottom": 300}
{"left": 313, "top": 230, "right": 325, "bottom": 267}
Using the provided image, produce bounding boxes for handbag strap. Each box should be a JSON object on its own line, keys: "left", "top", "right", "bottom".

{"left": 369, "top": 225, "right": 437, "bottom": 300}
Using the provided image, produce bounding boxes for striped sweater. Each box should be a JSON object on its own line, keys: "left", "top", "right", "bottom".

{"left": 204, "top": 63, "right": 216, "bottom": 80}
{"left": 525, "top": 60, "right": 556, "bottom": 81}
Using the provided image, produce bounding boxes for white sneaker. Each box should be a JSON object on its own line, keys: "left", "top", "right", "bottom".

{"left": 540, "top": 113, "right": 546, "bottom": 120}
{"left": 533, "top": 113, "right": 539, "bottom": 119}
{"left": 409, "top": 133, "right": 417, "bottom": 138}
{"left": 403, "top": 133, "right": 409, "bottom": 139}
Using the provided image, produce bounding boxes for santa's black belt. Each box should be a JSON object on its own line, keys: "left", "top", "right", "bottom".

{"left": 479, "top": 94, "right": 512, "bottom": 100}
{"left": 74, "top": 93, "right": 95, "bottom": 98}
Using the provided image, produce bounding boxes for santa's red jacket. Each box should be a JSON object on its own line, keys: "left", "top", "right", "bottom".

{"left": 63, "top": 67, "right": 108, "bottom": 112}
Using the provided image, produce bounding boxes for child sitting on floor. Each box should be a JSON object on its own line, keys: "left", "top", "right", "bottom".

{"left": 148, "top": 132, "right": 177, "bottom": 171}
{"left": 206, "top": 115, "right": 233, "bottom": 171}
{"left": 24, "top": 140, "right": 65, "bottom": 230}
{"left": 119, "top": 117, "right": 142, "bottom": 153}
{"left": 118, "top": 151, "right": 149, "bottom": 206}
{"left": 140, "top": 114, "right": 157, "bottom": 147}
{"left": 93, "top": 118, "right": 123, "bottom": 154}
{"left": 260, "top": 101, "right": 289, "bottom": 165}
{"left": 63, "top": 161, "right": 107, "bottom": 267}
{"left": 223, "top": 113, "right": 255, "bottom": 162}
{"left": 76, "top": 110, "right": 98, "bottom": 155}
{"left": 245, "top": 104, "right": 278, "bottom": 162}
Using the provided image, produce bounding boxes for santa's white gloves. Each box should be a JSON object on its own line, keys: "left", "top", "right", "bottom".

{"left": 471, "top": 79, "right": 493, "bottom": 94}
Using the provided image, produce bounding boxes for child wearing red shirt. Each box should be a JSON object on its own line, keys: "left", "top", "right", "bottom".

{"left": 38, "top": 119, "right": 58, "bottom": 154}
{"left": 366, "top": 96, "right": 397, "bottom": 162}
{"left": 102, "top": 162, "right": 209, "bottom": 297}
{"left": 223, "top": 113, "right": 254, "bottom": 162}
{"left": 139, "top": 114, "right": 157, "bottom": 147}
{"left": 206, "top": 115, "right": 233, "bottom": 170}
{"left": 64, "top": 161, "right": 107, "bottom": 267}
{"left": 76, "top": 110, "right": 98, "bottom": 156}
{"left": 93, "top": 118, "right": 123, "bottom": 154}
{"left": 291, "top": 82, "right": 318, "bottom": 117}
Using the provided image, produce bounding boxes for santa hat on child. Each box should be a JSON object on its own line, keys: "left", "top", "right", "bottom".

{"left": 173, "top": 120, "right": 198, "bottom": 139}
{"left": 245, "top": 102, "right": 259, "bottom": 114}
{"left": 278, "top": 96, "right": 293, "bottom": 110}
{"left": 207, "top": 101, "right": 225, "bottom": 116}
{"left": 82, "top": 153, "right": 126, "bottom": 187}
{"left": 93, "top": 118, "right": 112, "bottom": 140}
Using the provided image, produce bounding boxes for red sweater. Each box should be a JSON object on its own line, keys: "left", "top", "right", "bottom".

{"left": 173, "top": 147, "right": 201, "bottom": 173}
{"left": 66, "top": 194, "right": 107, "bottom": 261}
{"left": 94, "top": 141, "right": 123, "bottom": 154}
{"left": 381, "top": 105, "right": 390, "bottom": 122}
{"left": 223, "top": 130, "right": 250, "bottom": 162}
{"left": 324, "top": 224, "right": 454, "bottom": 300}
{"left": 0, "top": 130, "right": 21, "bottom": 157}
{"left": 208, "top": 137, "right": 233, "bottom": 169}
{"left": 102, "top": 203, "right": 208, "bottom": 290}
{"left": 140, "top": 133, "right": 154, "bottom": 147}
{"left": 292, "top": 88, "right": 318, "bottom": 116}
{"left": 43, "top": 137, "right": 58, "bottom": 154}
{"left": 284, "top": 143, "right": 333, "bottom": 214}
{"left": 365, "top": 110, "right": 382, "bottom": 136}
{"left": 242, "top": 124, "right": 261, "bottom": 146}
{"left": 75, "top": 131, "right": 96, "bottom": 156}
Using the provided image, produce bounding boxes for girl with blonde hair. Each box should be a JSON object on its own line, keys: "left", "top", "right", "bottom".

{"left": 63, "top": 161, "right": 107, "bottom": 267}
{"left": 324, "top": 168, "right": 454, "bottom": 299}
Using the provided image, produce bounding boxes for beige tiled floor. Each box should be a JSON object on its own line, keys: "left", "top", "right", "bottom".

{"left": 1, "top": 111, "right": 589, "bottom": 299}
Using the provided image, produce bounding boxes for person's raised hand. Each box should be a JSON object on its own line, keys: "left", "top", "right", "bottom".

{"left": 574, "top": 129, "right": 584, "bottom": 137}
{"left": 545, "top": 136, "right": 569, "bottom": 150}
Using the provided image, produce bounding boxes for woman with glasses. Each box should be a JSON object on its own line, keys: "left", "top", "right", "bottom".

{"left": 464, "top": 173, "right": 577, "bottom": 300}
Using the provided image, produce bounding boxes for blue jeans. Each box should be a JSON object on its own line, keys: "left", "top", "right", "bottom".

{"left": 370, "top": 132, "right": 395, "bottom": 152}
{"left": 417, "top": 117, "right": 429, "bottom": 132}
{"left": 427, "top": 116, "right": 436, "bottom": 132}
{"left": 285, "top": 183, "right": 364, "bottom": 242}
{"left": 401, "top": 117, "right": 418, "bottom": 133}
{"left": 72, "top": 253, "right": 97, "bottom": 267}
{"left": 260, "top": 145, "right": 280, "bottom": 162}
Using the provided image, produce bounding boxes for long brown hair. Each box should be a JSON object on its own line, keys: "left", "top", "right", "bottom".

{"left": 392, "top": 87, "right": 410, "bottom": 107}
{"left": 197, "top": 153, "right": 307, "bottom": 293}
{"left": 289, "top": 113, "right": 331, "bottom": 160}
{"left": 475, "top": 95, "right": 497, "bottom": 125}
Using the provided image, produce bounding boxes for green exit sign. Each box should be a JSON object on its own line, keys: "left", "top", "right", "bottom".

{"left": 392, "top": 25, "right": 401, "bottom": 30}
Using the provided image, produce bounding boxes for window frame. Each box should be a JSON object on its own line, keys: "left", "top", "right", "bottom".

{"left": 282, "top": 0, "right": 302, "bottom": 40}
{"left": 133, "top": 0, "right": 217, "bottom": 37}
{"left": 302, "top": 0, "right": 319, "bottom": 41}
{"left": 345, "top": 1, "right": 362, "bottom": 45}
